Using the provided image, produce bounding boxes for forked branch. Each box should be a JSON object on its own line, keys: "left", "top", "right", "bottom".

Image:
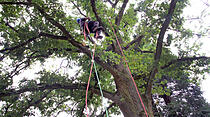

{"left": 115, "top": 0, "right": 129, "bottom": 26}
{"left": 146, "top": 0, "right": 178, "bottom": 95}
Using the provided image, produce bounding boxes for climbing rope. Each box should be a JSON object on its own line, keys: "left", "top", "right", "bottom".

{"left": 83, "top": 22, "right": 90, "bottom": 41}
{"left": 84, "top": 23, "right": 109, "bottom": 117}
{"left": 108, "top": 18, "right": 149, "bottom": 117}
{"left": 85, "top": 43, "right": 96, "bottom": 117}
{"left": 93, "top": 56, "right": 109, "bottom": 117}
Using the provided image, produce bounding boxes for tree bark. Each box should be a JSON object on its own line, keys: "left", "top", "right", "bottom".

{"left": 112, "top": 64, "right": 148, "bottom": 117}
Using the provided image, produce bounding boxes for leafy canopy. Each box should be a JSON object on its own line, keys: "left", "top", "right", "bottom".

{"left": 0, "top": 0, "right": 209, "bottom": 116}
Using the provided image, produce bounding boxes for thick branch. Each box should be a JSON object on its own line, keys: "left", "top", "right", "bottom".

{"left": 0, "top": 2, "right": 30, "bottom": 5}
{"left": 122, "top": 35, "right": 154, "bottom": 53}
{"left": 161, "top": 56, "right": 210, "bottom": 69}
{"left": 0, "top": 36, "right": 39, "bottom": 53}
{"left": 115, "top": 0, "right": 129, "bottom": 26}
{"left": 0, "top": 83, "right": 116, "bottom": 101}
{"left": 40, "top": 32, "right": 68, "bottom": 40}
{"left": 154, "top": 0, "right": 177, "bottom": 61}
{"left": 32, "top": 3, "right": 72, "bottom": 38}
{"left": 135, "top": 49, "right": 154, "bottom": 54}
{"left": 146, "top": 0, "right": 178, "bottom": 95}
{"left": 124, "top": 35, "right": 144, "bottom": 50}
{"left": 0, "top": 32, "right": 68, "bottom": 54}
{"left": 90, "top": 0, "right": 103, "bottom": 27}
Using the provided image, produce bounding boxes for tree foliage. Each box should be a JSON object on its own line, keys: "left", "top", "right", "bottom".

{"left": 154, "top": 75, "right": 210, "bottom": 116}
{"left": 0, "top": 0, "right": 209, "bottom": 117}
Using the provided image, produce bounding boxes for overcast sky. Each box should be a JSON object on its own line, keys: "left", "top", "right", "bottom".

{"left": 183, "top": 0, "right": 210, "bottom": 103}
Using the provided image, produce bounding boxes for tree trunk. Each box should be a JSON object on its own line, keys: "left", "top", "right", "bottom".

{"left": 112, "top": 64, "right": 154, "bottom": 117}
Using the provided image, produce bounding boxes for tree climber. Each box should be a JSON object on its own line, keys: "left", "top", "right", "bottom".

{"left": 77, "top": 17, "right": 103, "bottom": 40}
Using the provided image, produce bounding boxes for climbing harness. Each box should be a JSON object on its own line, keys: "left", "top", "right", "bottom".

{"left": 83, "top": 22, "right": 95, "bottom": 44}
{"left": 108, "top": 18, "right": 149, "bottom": 117}
{"left": 83, "top": 23, "right": 109, "bottom": 117}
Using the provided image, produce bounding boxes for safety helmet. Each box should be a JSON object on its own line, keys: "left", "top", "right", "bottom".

{"left": 76, "top": 18, "right": 80, "bottom": 23}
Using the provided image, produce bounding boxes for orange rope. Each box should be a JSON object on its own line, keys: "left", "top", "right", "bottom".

{"left": 83, "top": 23, "right": 87, "bottom": 40}
{"left": 83, "top": 22, "right": 90, "bottom": 40}
{"left": 85, "top": 44, "right": 96, "bottom": 117}
{"left": 108, "top": 19, "right": 149, "bottom": 117}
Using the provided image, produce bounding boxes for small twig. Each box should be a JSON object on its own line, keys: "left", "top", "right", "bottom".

{"left": 71, "top": 1, "right": 87, "bottom": 17}
{"left": 5, "top": 22, "right": 18, "bottom": 33}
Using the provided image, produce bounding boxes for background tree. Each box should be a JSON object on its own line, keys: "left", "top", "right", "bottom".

{"left": 153, "top": 75, "right": 210, "bottom": 117}
{"left": 0, "top": 0, "right": 209, "bottom": 117}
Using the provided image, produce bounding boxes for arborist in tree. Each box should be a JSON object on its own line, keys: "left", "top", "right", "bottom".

{"left": 77, "top": 17, "right": 103, "bottom": 40}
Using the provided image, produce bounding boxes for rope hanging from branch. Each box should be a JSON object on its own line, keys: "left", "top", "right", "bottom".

{"left": 84, "top": 24, "right": 109, "bottom": 117}
{"left": 108, "top": 18, "right": 149, "bottom": 117}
